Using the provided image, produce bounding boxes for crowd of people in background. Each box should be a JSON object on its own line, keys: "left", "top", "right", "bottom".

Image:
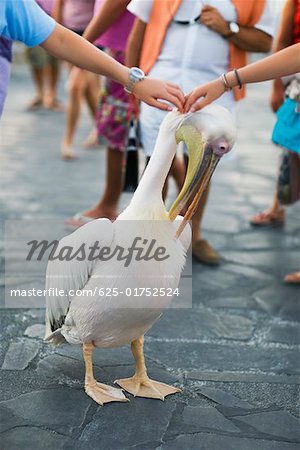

{"left": 1, "top": 0, "right": 299, "bottom": 282}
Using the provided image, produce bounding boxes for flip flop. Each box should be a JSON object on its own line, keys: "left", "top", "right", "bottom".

{"left": 64, "top": 213, "right": 94, "bottom": 230}
{"left": 27, "top": 98, "right": 43, "bottom": 111}
{"left": 61, "top": 144, "right": 75, "bottom": 161}
{"left": 284, "top": 271, "right": 300, "bottom": 284}
{"left": 250, "top": 211, "right": 285, "bottom": 227}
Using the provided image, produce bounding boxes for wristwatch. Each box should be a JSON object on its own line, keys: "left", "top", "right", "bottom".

{"left": 124, "top": 67, "right": 145, "bottom": 94}
{"left": 226, "top": 21, "right": 240, "bottom": 37}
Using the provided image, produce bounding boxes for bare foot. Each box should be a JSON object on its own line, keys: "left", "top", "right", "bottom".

{"left": 284, "top": 271, "right": 300, "bottom": 284}
{"left": 44, "top": 98, "right": 64, "bottom": 112}
{"left": 61, "top": 142, "right": 75, "bottom": 161}
{"left": 82, "top": 129, "right": 99, "bottom": 149}
{"left": 83, "top": 206, "right": 118, "bottom": 221}
{"left": 27, "top": 97, "right": 43, "bottom": 111}
{"left": 250, "top": 209, "right": 285, "bottom": 227}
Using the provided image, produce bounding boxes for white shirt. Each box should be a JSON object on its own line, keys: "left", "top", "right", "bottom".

{"left": 128, "top": 0, "right": 274, "bottom": 155}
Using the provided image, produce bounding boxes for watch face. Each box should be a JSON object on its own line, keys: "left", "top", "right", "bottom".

{"left": 230, "top": 22, "right": 239, "bottom": 34}
{"left": 131, "top": 67, "right": 145, "bottom": 80}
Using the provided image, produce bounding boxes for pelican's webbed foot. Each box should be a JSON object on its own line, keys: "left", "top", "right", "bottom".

{"left": 85, "top": 380, "right": 128, "bottom": 405}
{"left": 115, "top": 335, "right": 181, "bottom": 400}
{"left": 83, "top": 343, "right": 128, "bottom": 406}
{"left": 115, "top": 375, "right": 180, "bottom": 400}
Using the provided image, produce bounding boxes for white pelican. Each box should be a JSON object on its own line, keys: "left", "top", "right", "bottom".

{"left": 45, "top": 105, "right": 236, "bottom": 405}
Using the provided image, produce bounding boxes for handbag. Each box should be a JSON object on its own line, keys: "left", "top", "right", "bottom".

{"left": 123, "top": 98, "right": 140, "bottom": 193}
{"left": 277, "top": 149, "right": 300, "bottom": 205}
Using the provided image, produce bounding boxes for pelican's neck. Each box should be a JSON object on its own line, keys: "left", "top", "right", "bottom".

{"left": 129, "top": 122, "right": 178, "bottom": 211}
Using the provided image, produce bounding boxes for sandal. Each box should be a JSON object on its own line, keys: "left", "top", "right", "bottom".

{"left": 61, "top": 144, "right": 75, "bottom": 161}
{"left": 250, "top": 210, "right": 285, "bottom": 227}
{"left": 284, "top": 271, "right": 300, "bottom": 284}
{"left": 27, "top": 98, "right": 43, "bottom": 111}
{"left": 64, "top": 213, "right": 94, "bottom": 230}
{"left": 192, "top": 239, "right": 221, "bottom": 265}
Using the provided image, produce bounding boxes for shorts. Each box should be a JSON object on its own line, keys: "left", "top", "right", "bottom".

{"left": 96, "top": 48, "right": 130, "bottom": 151}
{"left": 26, "top": 46, "right": 59, "bottom": 69}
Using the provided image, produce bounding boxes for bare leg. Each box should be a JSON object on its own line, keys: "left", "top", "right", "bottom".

{"left": 61, "top": 69, "right": 87, "bottom": 159}
{"left": 170, "top": 155, "right": 186, "bottom": 192}
{"left": 115, "top": 336, "right": 181, "bottom": 400}
{"left": 28, "top": 66, "right": 45, "bottom": 109}
{"left": 192, "top": 182, "right": 210, "bottom": 244}
{"left": 85, "top": 73, "right": 99, "bottom": 119}
{"left": 82, "top": 147, "right": 123, "bottom": 220}
{"left": 44, "top": 59, "right": 63, "bottom": 110}
{"left": 83, "top": 343, "right": 128, "bottom": 405}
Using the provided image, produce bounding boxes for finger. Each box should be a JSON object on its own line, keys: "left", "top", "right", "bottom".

{"left": 168, "top": 85, "right": 185, "bottom": 105}
{"left": 184, "top": 92, "right": 204, "bottom": 112}
{"left": 201, "top": 5, "right": 214, "bottom": 12}
{"left": 190, "top": 98, "right": 209, "bottom": 113}
{"left": 165, "top": 92, "right": 184, "bottom": 112}
{"left": 148, "top": 99, "right": 173, "bottom": 112}
{"left": 166, "top": 82, "right": 181, "bottom": 91}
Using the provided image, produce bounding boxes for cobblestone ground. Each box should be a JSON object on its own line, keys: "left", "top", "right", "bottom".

{"left": 0, "top": 64, "right": 299, "bottom": 450}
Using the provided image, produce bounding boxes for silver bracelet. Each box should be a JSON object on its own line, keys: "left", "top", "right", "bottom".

{"left": 220, "top": 73, "right": 232, "bottom": 91}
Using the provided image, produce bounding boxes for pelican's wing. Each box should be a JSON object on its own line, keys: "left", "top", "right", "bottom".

{"left": 45, "top": 218, "right": 114, "bottom": 338}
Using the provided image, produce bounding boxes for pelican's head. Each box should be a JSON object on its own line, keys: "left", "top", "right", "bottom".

{"left": 168, "top": 105, "right": 236, "bottom": 236}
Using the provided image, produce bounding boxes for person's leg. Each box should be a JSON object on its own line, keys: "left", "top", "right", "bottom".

{"left": 190, "top": 182, "right": 221, "bottom": 265}
{"left": 81, "top": 147, "right": 124, "bottom": 220}
{"left": 61, "top": 68, "right": 87, "bottom": 159}
{"left": 169, "top": 155, "right": 186, "bottom": 192}
{"left": 191, "top": 183, "right": 211, "bottom": 244}
{"left": 44, "top": 55, "right": 63, "bottom": 110}
{"left": 82, "top": 72, "right": 100, "bottom": 148}
{"left": 26, "top": 47, "right": 46, "bottom": 109}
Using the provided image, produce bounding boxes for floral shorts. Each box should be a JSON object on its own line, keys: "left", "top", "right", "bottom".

{"left": 96, "top": 48, "right": 130, "bottom": 151}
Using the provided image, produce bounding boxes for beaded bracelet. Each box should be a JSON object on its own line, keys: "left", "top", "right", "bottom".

{"left": 234, "top": 69, "right": 243, "bottom": 89}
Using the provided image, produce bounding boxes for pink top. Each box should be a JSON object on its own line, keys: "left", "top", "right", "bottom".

{"left": 62, "top": 0, "right": 95, "bottom": 32}
{"left": 36, "top": 0, "right": 54, "bottom": 15}
{"left": 93, "top": 0, "right": 134, "bottom": 51}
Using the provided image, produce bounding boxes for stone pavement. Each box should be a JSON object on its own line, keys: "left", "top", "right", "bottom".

{"left": 0, "top": 64, "right": 299, "bottom": 450}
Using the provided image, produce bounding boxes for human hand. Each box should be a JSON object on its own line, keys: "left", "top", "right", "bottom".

{"left": 270, "top": 79, "right": 285, "bottom": 113}
{"left": 200, "top": 5, "right": 229, "bottom": 36}
{"left": 183, "top": 79, "right": 226, "bottom": 113}
{"left": 133, "top": 78, "right": 185, "bottom": 112}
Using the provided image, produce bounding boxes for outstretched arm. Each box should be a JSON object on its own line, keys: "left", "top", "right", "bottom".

{"left": 41, "top": 24, "right": 184, "bottom": 111}
{"left": 83, "top": 0, "right": 131, "bottom": 43}
{"left": 184, "top": 44, "right": 300, "bottom": 112}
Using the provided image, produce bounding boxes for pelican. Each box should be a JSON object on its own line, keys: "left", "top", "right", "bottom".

{"left": 45, "top": 105, "right": 236, "bottom": 405}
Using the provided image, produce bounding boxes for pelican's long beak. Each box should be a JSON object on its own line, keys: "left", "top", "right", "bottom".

{"left": 168, "top": 124, "right": 221, "bottom": 238}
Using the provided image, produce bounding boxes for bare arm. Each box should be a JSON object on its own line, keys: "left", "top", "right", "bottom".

{"left": 126, "top": 18, "right": 147, "bottom": 67}
{"left": 228, "top": 28, "right": 272, "bottom": 53}
{"left": 184, "top": 44, "right": 300, "bottom": 112}
{"left": 41, "top": 24, "right": 184, "bottom": 110}
{"left": 200, "top": 5, "right": 272, "bottom": 53}
{"left": 83, "top": 0, "right": 131, "bottom": 43}
{"left": 270, "top": 0, "right": 295, "bottom": 112}
{"left": 230, "top": 44, "right": 300, "bottom": 85}
{"left": 52, "top": 0, "right": 63, "bottom": 23}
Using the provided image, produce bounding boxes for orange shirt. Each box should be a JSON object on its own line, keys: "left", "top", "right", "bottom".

{"left": 140, "top": 0, "right": 267, "bottom": 101}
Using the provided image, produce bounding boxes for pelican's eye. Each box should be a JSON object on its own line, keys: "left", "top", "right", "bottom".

{"left": 209, "top": 138, "right": 231, "bottom": 157}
